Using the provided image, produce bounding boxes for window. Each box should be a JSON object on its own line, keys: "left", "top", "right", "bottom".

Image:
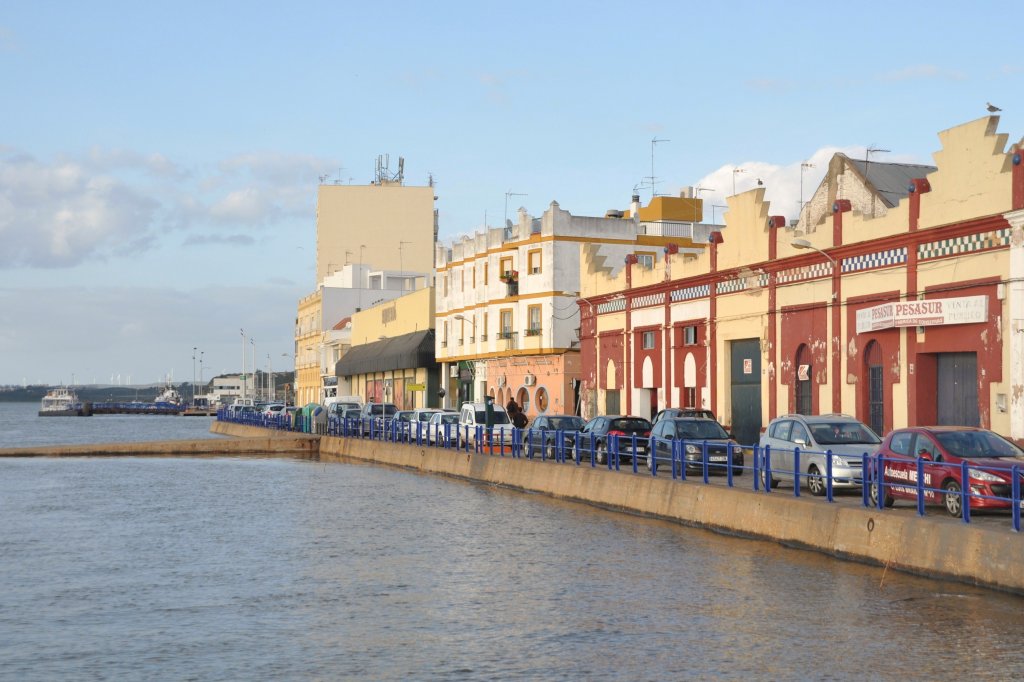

{"left": 500, "top": 309, "right": 513, "bottom": 339}
{"left": 535, "top": 387, "right": 549, "bottom": 412}
{"left": 461, "top": 269, "right": 465, "bottom": 292}
{"left": 500, "top": 257, "right": 514, "bottom": 279}
{"left": 472, "top": 267, "right": 476, "bottom": 288}
{"left": 790, "top": 422, "right": 809, "bottom": 445}
{"left": 642, "top": 331, "right": 655, "bottom": 349}
{"left": 484, "top": 262, "right": 488, "bottom": 285}
{"left": 442, "top": 321, "right": 448, "bottom": 348}
{"left": 889, "top": 432, "right": 913, "bottom": 456}
{"left": 528, "top": 249, "right": 542, "bottom": 274}
{"left": 683, "top": 325, "right": 697, "bottom": 346}
{"left": 527, "top": 305, "right": 542, "bottom": 335}
{"left": 443, "top": 275, "right": 448, "bottom": 297}
{"left": 635, "top": 252, "right": 655, "bottom": 269}
{"left": 482, "top": 312, "right": 489, "bottom": 341}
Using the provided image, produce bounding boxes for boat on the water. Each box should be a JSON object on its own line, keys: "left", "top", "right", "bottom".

{"left": 154, "top": 384, "right": 184, "bottom": 408}
{"left": 39, "top": 387, "right": 90, "bottom": 417}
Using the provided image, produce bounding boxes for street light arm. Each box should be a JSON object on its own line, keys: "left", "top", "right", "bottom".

{"left": 791, "top": 238, "right": 836, "bottom": 266}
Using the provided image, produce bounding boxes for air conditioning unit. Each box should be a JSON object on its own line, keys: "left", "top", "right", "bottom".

{"left": 524, "top": 374, "right": 536, "bottom": 386}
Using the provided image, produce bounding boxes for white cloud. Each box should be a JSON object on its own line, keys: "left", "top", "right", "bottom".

{"left": 688, "top": 145, "right": 925, "bottom": 225}
{"left": 0, "top": 147, "right": 333, "bottom": 268}
{"left": 878, "top": 65, "right": 967, "bottom": 82}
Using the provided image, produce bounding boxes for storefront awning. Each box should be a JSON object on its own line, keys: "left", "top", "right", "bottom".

{"left": 334, "top": 329, "right": 436, "bottom": 377}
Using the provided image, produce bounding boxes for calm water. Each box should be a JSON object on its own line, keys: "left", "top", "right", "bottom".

{"left": 1, "top": 456, "right": 1022, "bottom": 680}
{"left": 0, "top": 402, "right": 221, "bottom": 449}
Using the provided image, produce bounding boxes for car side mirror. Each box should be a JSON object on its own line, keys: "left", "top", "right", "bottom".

{"left": 917, "top": 449, "right": 932, "bottom": 461}
{"left": 794, "top": 438, "right": 807, "bottom": 447}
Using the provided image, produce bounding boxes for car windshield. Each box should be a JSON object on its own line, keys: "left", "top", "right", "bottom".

{"left": 610, "top": 418, "right": 651, "bottom": 432}
{"left": 934, "top": 430, "right": 1024, "bottom": 459}
{"left": 808, "top": 422, "right": 881, "bottom": 445}
{"left": 676, "top": 420, "right": 729, "bottom": 440}
{"left": 474, "top": 410, "right": 511, "bottom": 424}
{"left": 440, "top": 414, "right": 459, "bottom": 424}
{"left": 546, "top": 417, "right": 585, "bottom": 431}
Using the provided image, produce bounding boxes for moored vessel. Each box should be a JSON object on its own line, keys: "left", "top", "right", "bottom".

{"left": 38, "top": 387, "right": 90, "bottom": 417}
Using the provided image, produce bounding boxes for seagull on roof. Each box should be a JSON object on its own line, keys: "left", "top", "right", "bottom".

{"left": 987, "top": 102, "right": 1002, "bottom": 112}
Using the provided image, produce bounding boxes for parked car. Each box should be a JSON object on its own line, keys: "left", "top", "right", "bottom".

{"left": 262, "top": 403, "right": 287, "bottom": 418}
{"left": 651, "top": 407, "right": 716, "bottom": 425}
{"left": 393, "top": 410, "right": 417, "bottom": 441}
{"left": 869, "top": 426, "right": 1024, "bottom": 517}
{"left": 649, "top": 417, "right": 744, "bottom": 475}
{"left": 459, "top": 401, "right": 513, "bottom": 444}
{"left": 577, "top": 415, "right": 652, "bottom": 465}
{"left": 410, "top": 408, "right": 445, "bottom": 441}
{"left": 327, "top": 400, "right": 363, "bottom": 418}
{"left": 359, "top": 402, "right": 398, "bottom": 435}
{"left": 426, "top": 410, "right": 460, "bottom": 446}
{"left": 526, "top": 415, "right": 586, "bottom": 459}
{"left": 759, "top": 414, "right": 881, "bottom": 495}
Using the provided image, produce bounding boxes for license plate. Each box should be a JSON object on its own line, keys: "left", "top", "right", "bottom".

{"left": 709, "top": 456, "right": 727, "bottom": 462}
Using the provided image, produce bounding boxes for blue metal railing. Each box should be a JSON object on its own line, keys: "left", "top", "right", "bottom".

{"left": 216, "top": 410, "right": 1024, "bottom": 532}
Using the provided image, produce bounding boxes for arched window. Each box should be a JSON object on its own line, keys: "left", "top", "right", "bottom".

{"left": 535, "top": 387, "right": 549, "bottom": 413}
{"left": 517, "top": 387, "right": 530, "bottom": 414}
{"left": 864, "top": 340, "right": 884, "bottom": 436}
{"left": 795, "top": 344, "right": 812, "bottom": 415}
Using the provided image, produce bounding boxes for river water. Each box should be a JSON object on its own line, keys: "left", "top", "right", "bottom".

{"left": 2, "top": 403, "right": 1023, "bottom": 679}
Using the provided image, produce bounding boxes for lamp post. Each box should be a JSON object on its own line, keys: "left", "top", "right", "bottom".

{"left": 792, "top": 238, "right": 836, "bottom": 268}
{"left": 198, "top": 351, "right": 204, "bottom": 401}
{"left": 267, "top": 354, "right": 274, "bottom": 402}
{"left": 250, "top": 337, "right": 256, "bottom": 401}
{"left": 192, "top": 346, "right": 197, "bottom": 404}
{"left": 240, "top": 329, "right": 246, "bottom": 401}
{"left": 453, "top": 314, "right": 476, "bottom": 343}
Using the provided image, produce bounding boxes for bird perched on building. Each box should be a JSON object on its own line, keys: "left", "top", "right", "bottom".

{"left": 987, "top": 102, "right": 1002, "bottom": 112}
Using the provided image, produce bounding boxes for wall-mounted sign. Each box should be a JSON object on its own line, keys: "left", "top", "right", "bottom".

{"left": 856, "top": 295, "right": 988, "bottom": 334}
{"left": 407, "top": 383, "right": 425, "bottom": 391}
{"left": 743, "top": 358, "right": 753, "bottom": 375}
{"left": 797, "top": 364, "right": 810, "bottom": 381}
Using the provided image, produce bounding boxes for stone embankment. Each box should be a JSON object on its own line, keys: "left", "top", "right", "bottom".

{"left": 0, "top": 422, "right": 316, "bottom": 458}
{"left": 6, "top": 421, "right": 1022, "bottom": 594}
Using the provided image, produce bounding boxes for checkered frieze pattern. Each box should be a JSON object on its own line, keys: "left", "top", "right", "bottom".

{"left": 716, "top": 277, "right": 747, "bottom": 294}
{"left": 633, "top": 293, "right": 664, "bottom": 308}
{"left": 918, "top": 228, "right": 1011, "bottom": 261}
{"left": 842, "top": 247, "right": 907, "bottom": 273}
{"left": 596, "top": 298, "right": 626, "bottom": 314}
{"left": 670, "top": 284, "right": 711, "bottom": 302}
{"left": 777, "top": 261, "right": 833, "bottom": 284}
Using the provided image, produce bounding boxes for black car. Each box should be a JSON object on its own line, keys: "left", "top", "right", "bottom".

{"left": 525, "top": 415, "right": 586, "bottom": 459}
{"left": 577, "top": 415, "right": 652, "bottom": 465}
{"left": 651, "top": 407, "right": 716, "bottom": 425}
{"left": 649, "top": 417, "right": 744, "bottom": 475}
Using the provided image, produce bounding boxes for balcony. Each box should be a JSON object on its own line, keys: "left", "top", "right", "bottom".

{"left": 506, "top": 281, "right": 519, "bottom": 297}
{"left": 525, "top": 328, "right": 542, "bottom": 337}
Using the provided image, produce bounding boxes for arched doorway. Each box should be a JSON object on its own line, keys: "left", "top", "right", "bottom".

{"left": 794, "top": 344, "right": 812, "bottom": 415}
{"left": 864, "top": 340, "right": 883, "bottom": 436}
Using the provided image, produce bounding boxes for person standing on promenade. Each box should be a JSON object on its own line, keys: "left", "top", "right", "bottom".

{"left": 484, "top": 396, "right": 495, "bottom": 444}
{"left": 506, "top": 396, "right": 520, "bottom": 416}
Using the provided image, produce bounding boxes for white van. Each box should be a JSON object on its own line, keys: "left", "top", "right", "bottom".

{"left": 459, "top": 401, "right": 513, "bottom": 444}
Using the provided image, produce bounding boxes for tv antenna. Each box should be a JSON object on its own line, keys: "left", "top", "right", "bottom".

{"left": 647, "top": 137, "right": 670, "bottom": 200}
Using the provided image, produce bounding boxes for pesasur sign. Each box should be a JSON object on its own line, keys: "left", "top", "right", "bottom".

{"left": 856, "top": 295, "right": 988, "bottom": 334}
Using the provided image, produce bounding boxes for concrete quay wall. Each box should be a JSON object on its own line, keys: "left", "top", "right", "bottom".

{"left": 318, "top": 434, "right": 1024, "bottom": 595}
{"left": 0, "top": 423, "right": 316, "bottom": 457}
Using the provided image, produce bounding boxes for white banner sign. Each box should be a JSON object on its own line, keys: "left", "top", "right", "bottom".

{"left": 856, "top": 295, "right": 988, "bottom": 334}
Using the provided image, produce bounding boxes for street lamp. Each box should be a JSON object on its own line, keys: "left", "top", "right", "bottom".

{"left": 192, "top": 346, "right": 197, "bottom": 404}
{"left": 453, "top": 314, "right": 476, "bottom": 342}
{"left": 791, "top": 238, "right": 836, "bottom": 265}
{"left": 504, "top": 191, "right": 527, "bottom": 231}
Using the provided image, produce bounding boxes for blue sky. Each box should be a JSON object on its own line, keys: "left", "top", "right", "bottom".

{"left": 1, "top": 1, "right": 1021, "bottom": 386}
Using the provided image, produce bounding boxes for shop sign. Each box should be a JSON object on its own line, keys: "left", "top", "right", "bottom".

{"left": 856, "top": 295, "right": 988, "bottom": 334}
{"left": 407, "top": 383, "right": 425, "bottom": 391}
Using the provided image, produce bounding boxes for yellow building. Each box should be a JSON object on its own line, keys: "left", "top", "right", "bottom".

{"left": 316, "top": 180, "right": 436, "bottom": 284}
{"left": 335, "top": 287, "right": 439, "bottom": 409}
{"left": 580, "top": 115, "right": 1024, "bottom": 444}
{"left": 293, "top": 166, "right": 438, "bottom": 403}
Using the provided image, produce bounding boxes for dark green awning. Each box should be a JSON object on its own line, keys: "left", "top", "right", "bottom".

{"left": 334, "top": 329, "right": 436, "bottom": 376}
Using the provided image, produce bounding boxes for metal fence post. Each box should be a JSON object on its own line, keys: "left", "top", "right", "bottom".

{"left": 632, "top": 433, "right": 639, "bottom": 474}
{"left": 702, "top": 440, "right": 709, "bottom": 484}
{"left": 916, "top": 457, "right": 925, "bottom": 517}
{"left": 961, "top": 459, "right": 971, "bottom": 524}
{"left": 825, "top": 449, "right": 833, "bottom": 502}
{"left": 727, "top": 443, "right": 734, "bottom": 488}
{"left": 793, "top": 447, "right": 801, "bottom": 498}
{"left": 1013, "top": 464, "right": 1020, "bottom": 533}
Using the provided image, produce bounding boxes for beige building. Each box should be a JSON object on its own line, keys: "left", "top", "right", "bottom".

{"left": 316, "top": 181, "right": 436, "bottom": 285}
{"left": 580, "top": 115, "right": 1024, "bottom": 445}
{"left": 335, "top": 287, "right": 439, "bottom": 409}
{"left": 293, "top": 168, "right": 438, "bottom": 403}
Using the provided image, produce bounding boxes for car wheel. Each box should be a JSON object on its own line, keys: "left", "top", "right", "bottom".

{"left": 760, "top": 469, "right": 779, "bottom": 489}
{"left": 868, "top": 481, "right": 894, "bottom": 508}
{"left": 596, "top": 442, "right": 607, "bottom": 465}
{"left": 807, "top": 465, "right": 825, "bottom": 496}
{"left": 546, "top": 441, "right": 558, "bottom": 461}
{"left": 645, "top": 452, "right": 654, "bottom": 471}
{"left": 944, "top": 480, "right": 963, "bottom": 517}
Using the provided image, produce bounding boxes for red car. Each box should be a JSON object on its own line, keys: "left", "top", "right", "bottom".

{"left": 869, "top": 426, "right": 1024, "bottom": 517}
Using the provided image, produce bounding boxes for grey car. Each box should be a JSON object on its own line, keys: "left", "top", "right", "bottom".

{"left": 759, "top": 414, "right": 881, "bottom": 495}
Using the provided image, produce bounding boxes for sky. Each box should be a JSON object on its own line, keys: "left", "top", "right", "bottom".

{"left": 1, "top": 1, "right": 1021, "bottom": 386}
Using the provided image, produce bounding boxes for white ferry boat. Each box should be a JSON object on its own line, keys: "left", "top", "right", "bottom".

{"left": 39, "top": 387, "right": 87, "bottom": 417}
{"left": 154, "top": 385, "right": 184, "bottom": 407}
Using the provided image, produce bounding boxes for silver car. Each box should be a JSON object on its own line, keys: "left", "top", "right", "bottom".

{"left": 758, "top": 414, "right": 881, "bottom": 495}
